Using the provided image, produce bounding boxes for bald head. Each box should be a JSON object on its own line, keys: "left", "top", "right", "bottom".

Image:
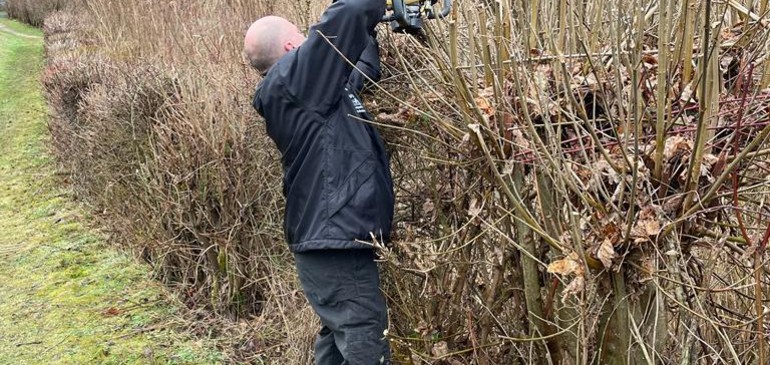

{"left": 244, "top": 16, "right": 306, "bottom": 73}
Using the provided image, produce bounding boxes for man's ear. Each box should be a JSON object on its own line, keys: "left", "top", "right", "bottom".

{"left": 284, "top": 41, "right": 296, "bottom": 52}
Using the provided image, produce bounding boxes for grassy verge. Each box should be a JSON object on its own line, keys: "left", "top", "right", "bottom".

{"left": 0, "top": 18, "right": 224, "bottom": 365}
{"left": 1, "top": 12, "right": 40, "bottom": 35}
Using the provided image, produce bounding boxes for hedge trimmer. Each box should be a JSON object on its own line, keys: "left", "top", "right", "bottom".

{"left": 383, "top": 0, "right": 451, "bottom": 34}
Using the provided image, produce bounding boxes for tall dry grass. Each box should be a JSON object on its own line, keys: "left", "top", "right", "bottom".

{"left": 38, "top": 0, "right": 770, "bottom": 363}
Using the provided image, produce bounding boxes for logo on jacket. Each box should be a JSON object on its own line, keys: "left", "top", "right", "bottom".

{"left": 346, "top": 87, "right": 367, "bottom": 114}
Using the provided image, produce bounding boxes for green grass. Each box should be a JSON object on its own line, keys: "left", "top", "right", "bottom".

{"left": 1, "top": 15, "right": 42, "bottom": 36}
{"left": 0, "top": 19, "right": 224, "bottom": 365}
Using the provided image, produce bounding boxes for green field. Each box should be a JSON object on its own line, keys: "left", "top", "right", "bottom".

{"left": 0, "top": 16, "right": 224, "bottom": 365}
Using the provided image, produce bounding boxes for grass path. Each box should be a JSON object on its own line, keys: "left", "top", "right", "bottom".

{"left": 0, "top": 17, "right": 224, "bottom": 365}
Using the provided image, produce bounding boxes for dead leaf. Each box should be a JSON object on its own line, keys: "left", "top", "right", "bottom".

{"left": 103, "top": 307, "right": 122, "bottom": 316}
{"left": 679, "top": 82, "right": 696, "bottom": 105}
{"left": 711, "top": 152, "right": 727, "bottom": 178}
{"left": 562, "top": 276, "right": 586, "bottom": 300}
{"left": 641, "top": 53, "right": 658, "bottom": 65}
{"left": 590, "top": 158, "right": 621, "bottom": 188}
{"left": 600, "top": 221, "right": 621, "bottom": 244}
{"left": 376, "top": 112, "right": 406, "bottom": 127}
{"left": 631, "top": 206, "right": 663, "bottom": 243}
{"left": 663, "top": 135, "right": 693, "bottom": 161}
{"left": 701, "top": 153, "right": 719, "bottom": 180}
{"left": 596, "top": 238, "right": 616, "bottom": 269}
{"left": 474, "top": 96, "right": 494, "bottom": 118}
{"left": 547, "top": 253, "right": 584, "bottom": 276}
{"left": 643, "top": 219, "right": 661, "bottom": 236}
{"left": 432, "top": 341, "right": 449, "bottom": 358}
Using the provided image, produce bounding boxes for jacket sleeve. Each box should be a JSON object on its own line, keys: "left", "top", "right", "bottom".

{"left": 349, "top": 35, "right": 381, "bottom": 94}
{"left": 287, "top": 0, "right": 385, "bottom": 115}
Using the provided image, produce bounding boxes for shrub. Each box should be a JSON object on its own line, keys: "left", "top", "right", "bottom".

{"left": 43, "top": 8, "right": 314, "bottom": 362}
{"left": 6, "top": 0, "right": 70, "bottom": 27}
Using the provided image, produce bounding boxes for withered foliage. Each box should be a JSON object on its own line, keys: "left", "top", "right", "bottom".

{"left": 373, "top": 1, "right": 770, "bottom": 363}
{"left": 5, "top": 0, "right": 69, "bottom": 27}
{"left": 42, "top": 5, "right": 314, "bottom": 363}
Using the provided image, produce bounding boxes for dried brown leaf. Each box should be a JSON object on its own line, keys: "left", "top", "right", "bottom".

{"left": 631, "top": 206, "right": 663, "bottom": 243}
{"left": 474, "top": 96, "right": 494, "bottom": 118}
{"left": 562, "top": 276, "right": 586, "bottom": 300}
{"left": 597, "top": 238, "right": 616, "bottom": 269}
{"left": 548, "top": 253, "right": 584, "bottom": 276}
{"left": 432, "top": 341, "right": 449, "bottom": 358}
{"left": 664, "top": 136, "right": 693, "bottom": 161}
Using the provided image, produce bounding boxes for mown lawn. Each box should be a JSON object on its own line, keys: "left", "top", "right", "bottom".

{"left": 0, "top": 17, "right": 225, "bottom": 365}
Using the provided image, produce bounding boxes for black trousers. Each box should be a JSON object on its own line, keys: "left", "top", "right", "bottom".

{"left": 294, "top": 249, "right": 390, "bottom": 365}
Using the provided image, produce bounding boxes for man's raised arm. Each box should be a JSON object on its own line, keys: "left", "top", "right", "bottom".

{"left": 349, "top": 34, "right": 381, "bottom": 94}
{"left": 287, "top": 0, "right": 385, "bottom": 114}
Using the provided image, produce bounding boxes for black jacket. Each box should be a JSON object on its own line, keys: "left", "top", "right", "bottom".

{"left": 253, "top": 0, "right": 394, "bottom": 253}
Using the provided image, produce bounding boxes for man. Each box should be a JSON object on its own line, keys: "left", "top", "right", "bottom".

{"left": 244, "top": 0, "right": 394, "bottom": 364}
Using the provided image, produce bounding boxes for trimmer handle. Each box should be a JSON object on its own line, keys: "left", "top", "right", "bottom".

{"left": 382, "top": 0, "right": 451, "bottom": 34}
{"left": 426, "top": 0, "right": 452, "bottom": 19}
